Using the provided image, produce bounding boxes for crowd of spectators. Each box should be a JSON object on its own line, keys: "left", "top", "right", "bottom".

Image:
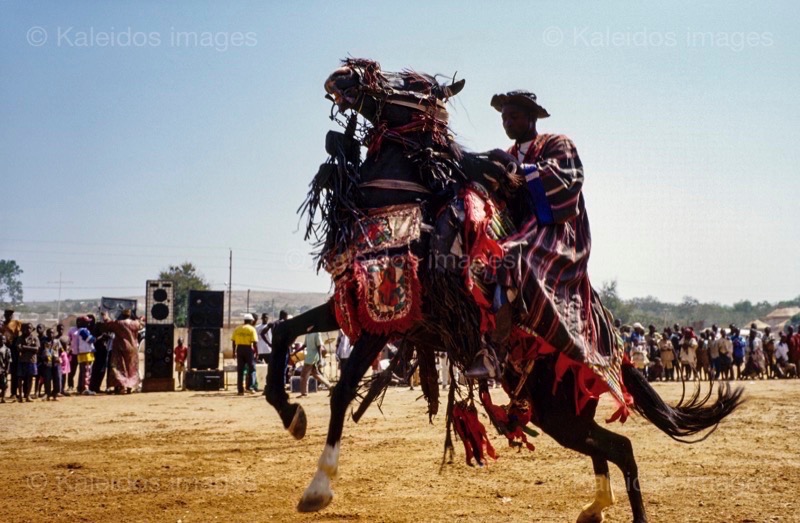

{"left": 0, "top": 308, "right": 145, "bottom": 403}
{"left": 620, "top": 320, "right": 800, "bottom": 382}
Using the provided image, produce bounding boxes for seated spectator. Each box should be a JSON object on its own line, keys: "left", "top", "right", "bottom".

{"left": 648, "top": 357, "right": 664, "bottom": 382}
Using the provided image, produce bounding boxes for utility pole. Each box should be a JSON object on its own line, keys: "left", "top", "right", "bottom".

{"left": 228, "top": 249, "right": 233, "bottom": 328}
{"left": 47, "top": 272, "right": 73, "bottom": 323}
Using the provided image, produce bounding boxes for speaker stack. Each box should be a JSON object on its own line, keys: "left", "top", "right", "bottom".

{"left": 185, "top": 290, "right": 224, "bottom": 390}
{"left": 142, "top": 280, "right": 175, "bottom": 392}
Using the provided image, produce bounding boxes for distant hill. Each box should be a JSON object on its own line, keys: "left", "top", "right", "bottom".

{"left": 14, "top": 290, "right": 331, "bottom": 324}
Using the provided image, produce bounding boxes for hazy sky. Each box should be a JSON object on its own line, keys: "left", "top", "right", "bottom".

{"left": 2, "top": 1, "right": 798, "bottom": 305}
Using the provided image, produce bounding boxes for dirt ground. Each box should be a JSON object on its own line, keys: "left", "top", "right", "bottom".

{"left": 2, "top": 379, "right": 799, "bottom": 523}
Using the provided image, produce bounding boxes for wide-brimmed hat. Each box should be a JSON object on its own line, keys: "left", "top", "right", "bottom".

{"left": 490, "top": 90, "right": 550, "bottom": 118}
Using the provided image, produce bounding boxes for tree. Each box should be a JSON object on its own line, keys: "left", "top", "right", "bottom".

{"left": 0, "top": 259, "right": 23, "bottom": 306}
{"left": 599, "top": 279, "right": 631, "bottom": 323}
{"left": 158, "top": 262, "right": 210, "bottom": 327}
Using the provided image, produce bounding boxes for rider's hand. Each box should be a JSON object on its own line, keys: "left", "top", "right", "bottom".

{"left": 488, "top": 148, "right": 520, "bottom": 168}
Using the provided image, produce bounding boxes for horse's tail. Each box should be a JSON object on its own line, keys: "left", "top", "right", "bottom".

{"left": 621, "top": 364, "right": 744, "bottom": 443}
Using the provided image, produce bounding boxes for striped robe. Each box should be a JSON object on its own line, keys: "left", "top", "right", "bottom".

{"left": 502, "top": 133, "right": 629, "bottom": 414}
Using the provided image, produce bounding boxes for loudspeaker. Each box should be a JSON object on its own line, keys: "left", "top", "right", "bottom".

{"left": 146, "top": 280, "right": 174, "bottom": 324}
{"left": 290, "top": 376, "right": 317, "bottom": 393}
{"left": 188, "top": 290, "right": 224, "bottom": 328}
{"left": 144, "top": 324, "right": 174, "bottom": 379}
{"left": 189, "top": 327, "right": 220, "bottom": 370}
{"left": 185, "top": 370, "right": 223, "bottom": 391}
{"left": 100, "top": 297, "right": 138, "bottom": 320}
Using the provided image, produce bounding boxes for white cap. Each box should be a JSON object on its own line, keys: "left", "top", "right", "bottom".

{"left": 243, "top": 313, "right": 255, "bottom": 322}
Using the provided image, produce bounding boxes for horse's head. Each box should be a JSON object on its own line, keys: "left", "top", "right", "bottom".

{"left": 324, "top": 58, "right": 465, "bottom": 127}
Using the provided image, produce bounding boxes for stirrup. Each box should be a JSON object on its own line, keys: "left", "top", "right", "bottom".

{"left": 464, "top": 348, "right": 499, "bottom": 380}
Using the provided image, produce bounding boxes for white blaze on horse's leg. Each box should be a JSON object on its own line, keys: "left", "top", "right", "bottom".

{"left": 298, "top": 443, "right": 340, "bottom": 512}
{"left": 577, "top": 474, "right": 615, "bottom": 523}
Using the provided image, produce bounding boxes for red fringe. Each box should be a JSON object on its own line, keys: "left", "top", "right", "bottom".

{"left": 480, "top": 391, "right": 536, "bottom": 453}
{"left": 452, "top": 401, "right": 497, "bottom": 467}
{"left": 332, "top": 274, "right": 361, "bottom": 342}
{"left": 462, "top": 187, "right": 505, "bottom": 333}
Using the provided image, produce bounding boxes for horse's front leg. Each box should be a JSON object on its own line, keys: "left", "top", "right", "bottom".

{"left": 265, "top": 302, "right": 338, "bottom": 439}
{"left": 298, "top": 333, "right": 387, "bottom": 513}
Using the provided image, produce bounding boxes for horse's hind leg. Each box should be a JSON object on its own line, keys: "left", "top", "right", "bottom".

{"left": 298, "top": 333, "right": 387, "bottom": 513}
{"left": 585, "top": 423, "right": 647, "bottom": 523}
{"left": 576, "top": 456, "right": 615, "bottom": 523}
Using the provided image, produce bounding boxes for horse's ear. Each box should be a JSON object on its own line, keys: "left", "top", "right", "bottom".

{"left": 444, "top": 78, "right": 465, "bottom": 98}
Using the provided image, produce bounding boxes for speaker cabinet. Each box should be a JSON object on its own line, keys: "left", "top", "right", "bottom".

{"left": 146, "top": 280, "right": 174, "bottom": 325}
{"left": 100, "top": 297, "right": 138, "bottom": 320}
{"left": 187, "top": 290, "right": 224, "bottom": 328}
{"left": 189, "top": 327, "right": 220, "bottom": 370}
{"left": 144, "top": 324, "right": 174, "bottom": 379}
{"left": 185, "top": 370, "right": 223, "bottom": 391}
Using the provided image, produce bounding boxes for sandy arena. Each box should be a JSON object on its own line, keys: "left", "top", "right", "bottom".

{"left": 2, "top": 379, "right": 799, "bottom": 523}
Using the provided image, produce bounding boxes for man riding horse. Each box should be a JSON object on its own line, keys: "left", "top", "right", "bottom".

{"left": 465, "top": 90, "right": 627, "bottom": 418}
{"left": 265, "top": 59, "right": 742, "bottom": 523}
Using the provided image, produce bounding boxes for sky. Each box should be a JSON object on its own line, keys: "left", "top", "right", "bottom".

{"left": 1, "top": 1, "right": 798, "bottom": 306}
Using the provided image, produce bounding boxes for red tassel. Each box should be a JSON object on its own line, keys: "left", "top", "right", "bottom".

{"left": 452, "top": 401, "right": 496, "bottom": 466}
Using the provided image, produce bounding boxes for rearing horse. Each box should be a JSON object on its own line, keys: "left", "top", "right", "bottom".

{"left": 265, "top": 59, "right": 743, "bottom": 523}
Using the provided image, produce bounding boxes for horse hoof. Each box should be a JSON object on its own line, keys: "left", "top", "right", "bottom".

{"left": 287, "top": 404, "right": 307, "bottom": 440}
{"left": 297, "top": 491, "right": 333, "bottom": 513}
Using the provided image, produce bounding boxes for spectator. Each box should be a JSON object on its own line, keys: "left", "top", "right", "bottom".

{"left": 2, "top": 310, "right": 22, "bottom": 402}
{"left": 99, "top": 310, "right": 143, "bottom": 394}
{"left": 708, "top": 328, "right": 722, "bottom": 379}
{"left": 630, "top": 339, "right": 649, "bottom": 377}
{"left": 58, "top": 337, "right": 70, "bottom": 396}
{"left": 75, "top": 316, "right": 96, "bottom": 395}
{"left": 35, "top": 324, "right": 47, "bottom": 397}
{"left": 670, "top": 326, "right": 683, "bottom": 379}
{"left": 679, "top": 328, "right": 698, "bottom": 381}
{"left": 174, "top": 337, "right": 188, "bottom": 390}
{"left": 658, "top": 329, "right": 676, "bottom": 381}
{"left": 66, "top": 322, "right": 80, "bottom": 392}
{"left": 730, "top": 326, "right": 746, "bottom": 380}
{"left": 775, "top": 334, "right": 797, "bottom": 378}
{"left": 298, "top": 330, "right": 331, "bottom": 398}
{"left": 256, "top": 313, "right": 273, "bottom": 365}
{"left": 15, "top": 323, "right": 39, "bottom": 402}
{"left": 696, "top": 330, "right": 711, "bottom": 381}
{"left": 648, "top": 356, "right": 664, "bottom": 382}
{"left": 717, "top": 329, "right": 734, "bottom": 380}
{"left": 39, "top": 330, "right": 59, "bottom": 401}
{"left": 787, "top": 326, "right": 800, "bottom": 373}
{"left": 762, "top": 327, "right": 776, "bottom": 379}
{"left": 0, "top": 334, "right": 10, "bottom": 402}
{"left": 231, "top": 313, "right": 258, "bottom": 396}
{"left": 90, "top": 330, "right": 112, "bottom": 393}
{"left": 335, "top": 329, "right": 352, "bottom": 377}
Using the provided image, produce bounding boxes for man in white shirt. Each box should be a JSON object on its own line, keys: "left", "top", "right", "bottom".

{"left": 256, "top": 313, "right": 273, "bottom": 365}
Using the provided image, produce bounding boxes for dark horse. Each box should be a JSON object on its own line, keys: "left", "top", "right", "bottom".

{"left": 265, "top": 59, "right": 744, "bottom": 523}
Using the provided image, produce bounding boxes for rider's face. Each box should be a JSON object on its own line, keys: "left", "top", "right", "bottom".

{"left": 501, "top": 104, "right": 535, "bottom": 141}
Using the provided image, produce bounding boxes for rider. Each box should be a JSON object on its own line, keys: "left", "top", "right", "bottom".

{"left": 467, "top": 90, "right": 618, "bottom": 380}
